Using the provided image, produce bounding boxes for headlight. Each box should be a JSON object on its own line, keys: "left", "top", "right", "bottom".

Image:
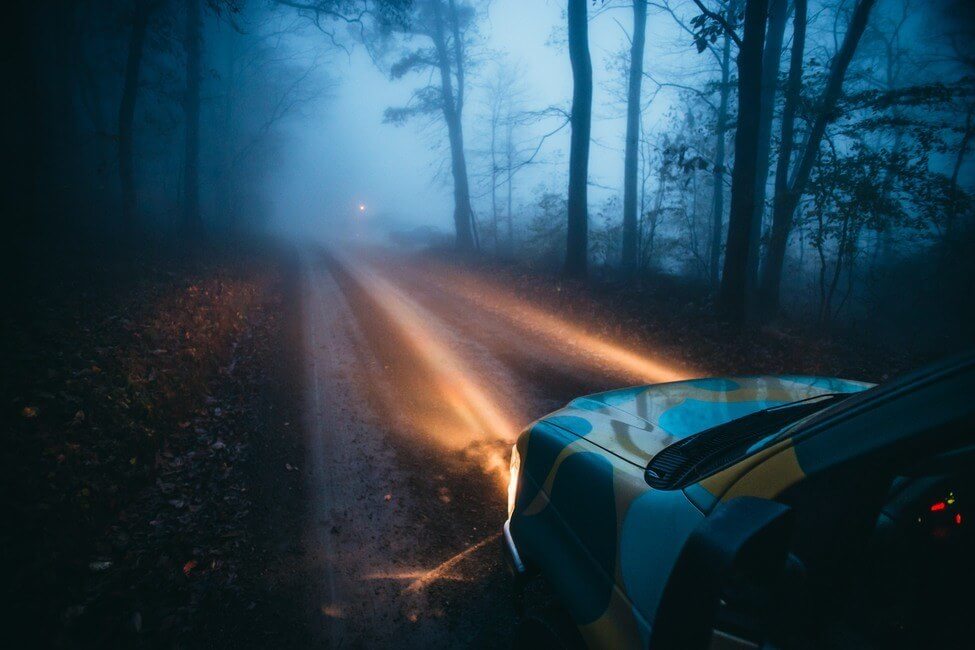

{"left": 507, "top": 443, "right": 521, "bottom": 519}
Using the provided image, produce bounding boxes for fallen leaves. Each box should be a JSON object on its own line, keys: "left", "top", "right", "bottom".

{"left": 3, "top": 249, "right": 288, "bottom": 646}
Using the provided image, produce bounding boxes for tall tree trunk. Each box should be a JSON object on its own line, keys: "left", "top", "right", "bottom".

{"left": 647, "top": 160, "right": 667, "bottom": 268}
{"left": 219, "top": 22, "right": 237, "bottom": 228}
{"left": 818, "top": 212, "right": 852, "bottom": 328}
{"left": 877, "top": 126, "right": 904, "bottom": 261}
{"left": 758, "top": 0, "right": 876, "bottom": 315}
{"left": 758, "top": 0, "right": 805, "bottom": 315}
{"left": 746, "top": 0, "right": 788, "bottom": 293}
{"left": 447, "top": 0, "right": 465, "bottom": 112}
{"left": 118, "top": 1, "right": 152, "bottom": 232}
{"left": 877, "top": 26, "right": 907, "bottom": 262}
{"left": 447, "top": 0, "right": 478, "bottom": 252}
{"left": 506, "top": 117, "right": 514, "bottom": 251}
{"left": 490, "top": 100, "right": 499, "bottom": 253}
{"left": 504, "top": 108, "right": 515, "bottom": 249}
{"left": 564, "top": 0, "right": 593, "bottom": 279}
{"left": 431, "top": 0, "right": 475, "bottom": 251}
{"left": 51, "top": 2, "right": 81, "bottom": 228}
{"left": 717, "top": 0, "right": 769, "bottom": 325}
{"left": 946, "top": 106, "right": 974, "bottom": 243}
{"left": 182, "top": 0, "right": 203, "bottom": 239}
{"left": 4, "top": 0, "right": 39, "bottom": 271}
{"left": 709, "top": 7, "right": 735, "bottom": 291}
{"left": 639, "top": 128, "right": 648, "bottom": 264}
{"left": 621, "top": 0, "right": 647, "bottom": 272}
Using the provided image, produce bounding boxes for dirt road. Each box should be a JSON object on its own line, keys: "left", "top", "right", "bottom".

{"left": 299, "top": 246, "right": 695, "bottom": 647}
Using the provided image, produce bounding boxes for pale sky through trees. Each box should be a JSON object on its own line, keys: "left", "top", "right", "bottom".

{"left": 267, "top": 0, "right": 703, "bottom": 237}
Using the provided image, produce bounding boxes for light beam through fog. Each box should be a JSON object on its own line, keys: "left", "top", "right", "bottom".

{"left": 402, "top": 260, "right": 698, "bottom": 384}
{"left": 333, "top": 251, "right": 521, "bottom": 488}
{"left": 328, "top": 248, "right": 699, "bottom": 495}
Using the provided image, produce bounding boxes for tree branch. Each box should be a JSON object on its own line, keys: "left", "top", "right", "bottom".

{"left": 692, "top": 0, "right": 743, "bottom": 49}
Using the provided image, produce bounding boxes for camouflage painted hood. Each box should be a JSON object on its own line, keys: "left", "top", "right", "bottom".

{"left": 537, "top": 376, "right": 874, "bottom": 467}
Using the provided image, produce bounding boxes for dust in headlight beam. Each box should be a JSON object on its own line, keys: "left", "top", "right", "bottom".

{"left": 362, "top": 532, "right": 501, "bottom": 593}
{"left": 413, "top": 264, "right": 695, "bottom": 384}
{"left": 339, "top": 257, "right": 518, "bottom": 489}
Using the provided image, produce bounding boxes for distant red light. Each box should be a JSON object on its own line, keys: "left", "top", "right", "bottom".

{"left": 931, "top": 501, "right": 947, "bottom": 512}
{"left": 956, "top": 513, "right": 962, "bottom": 525}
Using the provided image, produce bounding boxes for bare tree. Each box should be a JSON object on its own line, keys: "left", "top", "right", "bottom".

{"left": 716, "top": 0, "right": 768, "bottom": 325}
{"left": 621, "top": 0, "right": 648, "bottom": 272}
{"left": 758, "top": 0, "right": 877, "bottom": 316}
{"left": 654, "top": 0, "right": 737, "bottom": 290}
{"left": 564, "top": 0, "right": 593, "bottom": 279}
{"left": 709, "top": 0, "right": 736, "bottom": 291}
{"left": 862, "top": 0, "right": 913, "bottom": 261}
{"left": 382, "top": 0, "right": 479, "bottom": 252}
{"left": 118, "top": 0, "right": 162, "bottom": 232}
{"left": 183, "top": 0, "right": 204, "bottom": 239}
{"left": 485, "top": 68, "right": 503, "bottom": 251}
{"left": 746, "top": 0, "right": 788, "bottom": 293}
{"left": 503, "top": 99, "right": 519, "bottom": 250}
{"left": 638, "top": 114, "right": 657, "bottom": 266}
{"left": 478, "top": 60, "right": 530, "bottom": 254}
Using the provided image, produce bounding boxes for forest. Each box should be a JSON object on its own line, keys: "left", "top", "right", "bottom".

{"left": 3, "top": 0, "right": 974, "bottom": 647}
{"left": 5, "top": 0, "right": 974, "bottom": 339}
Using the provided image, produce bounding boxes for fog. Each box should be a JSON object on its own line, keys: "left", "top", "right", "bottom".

{"left": 266, "top": 0, "right": 732, "bottom": 239}
{"left": 6, "top": 0, "right": 975, "bottom": 340}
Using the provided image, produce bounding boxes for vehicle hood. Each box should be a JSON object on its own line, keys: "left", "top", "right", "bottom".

{"left": 537, "top": 375, "right": 873, "bottom": 467}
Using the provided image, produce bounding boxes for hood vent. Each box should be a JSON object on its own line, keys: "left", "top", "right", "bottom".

{"left": 644, "top": 394, "right": 850, "bottom": 489}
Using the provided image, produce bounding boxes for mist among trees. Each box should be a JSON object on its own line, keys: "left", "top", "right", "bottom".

{"left": 6, "top": 0, "right": 975, "bottom": 344}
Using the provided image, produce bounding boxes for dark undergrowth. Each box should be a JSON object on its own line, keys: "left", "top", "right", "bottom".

{"left": 1, "top": 238, "right": 314, "bottom": 648}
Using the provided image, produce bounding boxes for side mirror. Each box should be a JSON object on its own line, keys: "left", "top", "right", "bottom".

{"left": 648, "top": 497, "right": 795, "bottom": 650}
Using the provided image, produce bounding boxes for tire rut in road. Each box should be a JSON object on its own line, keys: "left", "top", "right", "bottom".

{"left": 310, "top": 250, "right": 517, "bottom": 647}
{"left": 302, "top": 253, "right": 411, "bottom": 646}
